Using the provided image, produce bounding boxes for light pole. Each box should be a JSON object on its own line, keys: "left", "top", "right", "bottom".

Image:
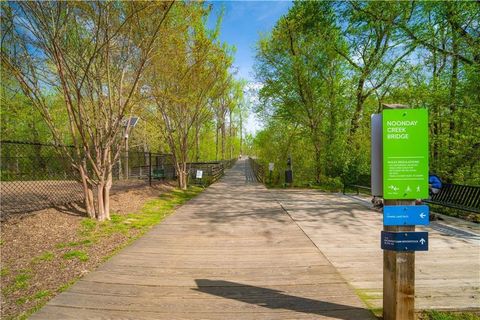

{"left": 122, "top": 116, "right": 139, "bottom": 179}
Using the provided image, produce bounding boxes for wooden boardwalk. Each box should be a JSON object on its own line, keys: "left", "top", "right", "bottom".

{"left": 274, "top": 190, "right": 480, "bottom": 312}
{"left": 31, "top": 159, "right": 375, "bottom": 320}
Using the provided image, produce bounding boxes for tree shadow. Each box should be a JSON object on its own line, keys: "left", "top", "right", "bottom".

{"left": 193, "top": 279, "right": 374, "bottom": 320}
{"left": 52, "top": 201, "right": 87, "bottom": 217}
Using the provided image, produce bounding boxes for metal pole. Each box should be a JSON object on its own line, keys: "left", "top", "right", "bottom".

{"left": 124, "top": 136, "right": 129, "bottom": 179}
{"left": 149, "top": 152, "right": 152, "bottom": 187}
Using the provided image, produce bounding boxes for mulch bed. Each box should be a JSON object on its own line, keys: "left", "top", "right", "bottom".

{"left": 0, "top": 182, "right": 174, "bottom": 319}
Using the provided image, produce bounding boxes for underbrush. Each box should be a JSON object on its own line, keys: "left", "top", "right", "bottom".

{"left": 427, "top": 204, "right": 479, "bottom": 224}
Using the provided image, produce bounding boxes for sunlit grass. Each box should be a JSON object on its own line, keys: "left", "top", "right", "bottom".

{"left": 32, "top": 251, "right": 55, "bottom": 263}
{"left": 79, "top": 186, "right": 203, "bottom": 240}
{"left": 62, "top": 250, "right": 89, "bottom": 262}
{"left": 419, "top": 310, "right": 480, "bottom": 320}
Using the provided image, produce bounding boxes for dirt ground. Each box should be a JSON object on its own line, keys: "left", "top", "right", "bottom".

{"left": 0, "top": 182, "right": 175, "bottom": 319}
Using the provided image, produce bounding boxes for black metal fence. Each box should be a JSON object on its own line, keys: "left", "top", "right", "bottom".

{"left": 0, "top": 141, "right": 175, "bottom": 217}
{"left": 1, "top": 141, "right": 83, "bottom": 216}
{"left": 0, "top": 141, "right": 237, "bottom": 218}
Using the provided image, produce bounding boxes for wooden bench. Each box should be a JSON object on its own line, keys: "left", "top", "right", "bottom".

{"left": 343, "top": 184, "right": 371, "bottom": 195}
{"left": 424, "top": 183, "right": 480, "bottom": 213}
{"left": 342, "top": 174, "right": 371, "bottom": 195}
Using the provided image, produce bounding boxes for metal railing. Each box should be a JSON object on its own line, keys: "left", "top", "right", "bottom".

{"left": 248, "top": 157, "right": 265, "bottom": 183}
{"left": 188, "top": 158, "right": 237, "bottom": 185}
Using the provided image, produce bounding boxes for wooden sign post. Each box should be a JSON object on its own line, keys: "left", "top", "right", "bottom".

{"left": 380, "top": 104, "right": 429, "bottom": 320}
{"left": 383, "top": 199, "right": 416, "bottom": 320}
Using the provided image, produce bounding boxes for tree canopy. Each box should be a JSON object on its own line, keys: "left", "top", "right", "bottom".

{"left": 253, "top": 1, "right": 480, "bottom": 187}
{"left": 1, "top": 1, "right": 246, "bottom": 219}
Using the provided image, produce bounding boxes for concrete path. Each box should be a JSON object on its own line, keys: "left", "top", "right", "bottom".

{"left": 273, "top": 190, "right": 480, "bottom": 312}
{"left": 32, "top": 159, "right": 375, "bottom": 320}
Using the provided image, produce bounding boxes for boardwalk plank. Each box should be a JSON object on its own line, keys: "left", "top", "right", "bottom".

{"left": 31, "top": 159, "right": 375, "bottom": 319}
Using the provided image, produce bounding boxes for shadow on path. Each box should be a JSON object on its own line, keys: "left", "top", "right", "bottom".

{"left": 193, "top": 279, "right": 371, "bottom": 319}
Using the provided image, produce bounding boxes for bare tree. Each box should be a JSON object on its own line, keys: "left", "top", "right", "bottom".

{"left": 1, "top": 1, "right": 174, "bottom": 220}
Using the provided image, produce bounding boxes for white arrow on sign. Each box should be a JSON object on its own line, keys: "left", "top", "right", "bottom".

{"left": 419, "top": 238, "right": 426, "bottom": 245}
{"left": 420, "top": 212, "right": 426, "bottom": 219}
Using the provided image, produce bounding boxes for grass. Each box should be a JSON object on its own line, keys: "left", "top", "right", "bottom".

{"left": 3, "top": 270, "right": 32, "bottom": 296}
{"left": 58, "top": 278, "right": 78, "bottom": 292}
{"left": 33, "top": 290, "right": 51, "bottom": 300}
{"left": 62, "top": 250, "right": 89, "bottom": 262}
{"left": 13, "top": 271, "right": 31, "bottom": 290}
{"left": 13, "top": 290, "right": 50, "bottom": 307}
{"left": 78, "top": 186, "right": 203, "bottom": 241}
{"left": 355, "top": 289, "right": 382, "bottom": 318}
{"left": 419, "top": 310, "right": 480, "bottom": 320}
{"left": 1, "top": 267, "right": 10, "bottom": 277}
{"left": 15, "top": 297, "right": 28, "bottom": 306}
{"left": 32, "top": 251, "right": 55, "bottom": 263}
{"left": 55, "top": 239, "right": 94, "bottom": 249}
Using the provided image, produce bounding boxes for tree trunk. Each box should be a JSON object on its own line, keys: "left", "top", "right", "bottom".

{"left": 176, "top": 162, "right": 188, "bottom": 190}
{"left": 239, "top": 112, "right": 243, "bottom": 155}
{"left": 221, "top": 116, "right": 226, "bottom": 160}
{"left": 195, "top": 123, "right": 200, "bottom": 162}
{"left": 431, "top": 47, "right": 439, "bottom": 167}
{"left": 313, "top": 136, "right": 322, "bottom": 183}
{"left": 215, "top": 122, "right": 219, "bottom": 161}
{"left": 326, "top": 104, "right": 337, "bottom": 176}
{"left": 229, "top": 110, "right": 233, "bottom": 159}
{"left": 96, "top": 180, "right": 106, "bottom": 221}
{"left": 79, "top": 165, "right": 95, "bottom": 218}
{"left": 181, "top": 161, "right": 188, "bottom": 190}
{"left": 449, "top": 30, "right": 458, "bottom": 136}
{"left": 30, "top": 120, "right": 47, "bottom": 170}
{"left": 103, "top": 161, "right": 113, "bottom": 221}
{"left": 350, "top": 77, "right": 366, "bottom": 137}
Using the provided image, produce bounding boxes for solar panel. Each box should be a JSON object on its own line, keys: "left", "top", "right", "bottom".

{"left": 123, "top": 117, "right": 139, "bottom": 127}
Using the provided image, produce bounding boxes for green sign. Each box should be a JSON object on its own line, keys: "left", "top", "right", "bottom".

{"left": 383, "top": 109, "right": 429, "bottom": 199}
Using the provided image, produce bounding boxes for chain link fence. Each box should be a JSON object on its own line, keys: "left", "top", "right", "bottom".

{"left": 0, "top": 141, "right": 175, "bottom": 218}
{"left": 0, "top": 141, "right": 239, "bottom": 218}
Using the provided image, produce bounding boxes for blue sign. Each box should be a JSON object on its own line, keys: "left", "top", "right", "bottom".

{"left": 381, "top": 231, "right": 429, "bottom": 251}
{"left": 383, "top": 205, "right": 430, "bottom": 226}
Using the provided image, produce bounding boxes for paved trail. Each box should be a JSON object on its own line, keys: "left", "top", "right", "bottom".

{"left": 32, "top": 159, "right": 374, "bottom": 320}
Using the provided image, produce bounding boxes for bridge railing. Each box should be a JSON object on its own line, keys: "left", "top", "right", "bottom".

{"left": 248, "top": 157, "right": 265, "bottom": 183}
{"left": 187, "top": 158, "right": 237, "bottom": 186}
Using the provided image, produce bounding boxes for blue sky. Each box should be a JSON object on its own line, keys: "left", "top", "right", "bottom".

{"left": 208, "top": 1, "right": 292, "bottom": 81}
{"left": 208, "top": 1, "right": 292, "bottom": 133}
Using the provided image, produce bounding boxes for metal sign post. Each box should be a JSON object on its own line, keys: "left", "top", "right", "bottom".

{"left": 285, "top": 156, "right": 293, "bottom": 185}
{"left": 122, "top": 116, "right": 140, "bottom": 180}
{"left": 380, "top": 104, "right": 429, "bottom": 320}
